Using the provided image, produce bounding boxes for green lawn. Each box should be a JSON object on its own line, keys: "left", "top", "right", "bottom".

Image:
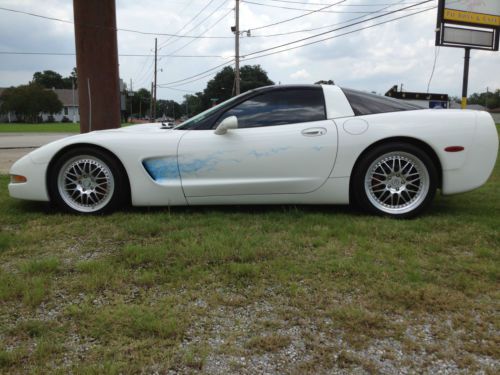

{"left": 0, "top": 131, "right": 498, "bottom": 373}
{"left": 0, "top": 123, "right": 135, "bottom": 133}
{"left": 0, "top": 123, "right": 80, "bottom": 133}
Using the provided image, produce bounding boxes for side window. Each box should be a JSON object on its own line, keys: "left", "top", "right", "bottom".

{"left": 217, "top": 88, "right": 326, "bottom": 129}
{"left": 342, "top": 88, "right": 423, "bottom": 116}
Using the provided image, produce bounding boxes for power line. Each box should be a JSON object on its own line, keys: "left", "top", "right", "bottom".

{"left": 157, "top": 0, "right": 221, "bottom": 50}
{"left": 242, "top": 0, "right": 429, "bottom": 13}
{"left": 159, "top": 86, "right": 198, "bottom": 93}
{"left": 242, "top": 7, "right": 436, "bottom": 62}
{"left": 0, "top": 6, "right": 232, "bottom": 39}
{"left": 265, "top": 0, "right": 421, "bottom": 5}
{"left": 247, "top": 0, "right": 347, "bottom": 31}
{"left": 157, "top": 4, "right": 435, "bottom": 89}
{"left": 165, "top": 7, "right": 233, "bottom": 56}
{"left": 157, "top": 0, "right": 217, "bottom": 50}
{"left": 158, "top": 59, "right": 235, "bottom": 86}
{"left": 157, "top": 4, "right": 233, "bottom": 89}
{"left": 427, "top": 46, "right": 440, "bottom": 93}
{"left": 243, "top": 0, "right": 433, "bottom": 58}
{"left": 0, "top": 51, "right": 229, "bottom": 58}
{"left": 249, "top": 0, "right": 408, "bottom": 37}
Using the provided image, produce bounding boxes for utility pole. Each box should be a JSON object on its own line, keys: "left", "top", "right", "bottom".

{"left": 128, "top": 78, "right": 133, "bottom": 121}
{"left": 234, "top": 0, "right": 240, "bottom": 96}
{"left": 150, "top": 82, "right": 154, "bottom": 121}
{"left": 153, "top": 37, "right": 158, "bottom": 121}
{"left": 73, "top": 0, "right": 120, "bottom": 133}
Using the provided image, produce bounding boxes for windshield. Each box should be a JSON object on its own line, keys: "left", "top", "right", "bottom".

{"left": 175, "top": 95, "right": 242, "bottom": 130}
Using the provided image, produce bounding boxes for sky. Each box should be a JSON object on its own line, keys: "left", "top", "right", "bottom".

{"left": 0, "top": 0, "right": 499, "bottom": 102}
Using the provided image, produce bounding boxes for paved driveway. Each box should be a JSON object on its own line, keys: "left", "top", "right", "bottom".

{"left": 0, "top": 133, "right": 74, "bottom": 174}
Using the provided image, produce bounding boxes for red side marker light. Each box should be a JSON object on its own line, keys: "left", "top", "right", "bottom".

{"left": 444, "top": 146, "right": 465, "bottom": 153}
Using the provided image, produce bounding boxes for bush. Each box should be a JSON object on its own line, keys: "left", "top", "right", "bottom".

{"left": 46, "top": 115, "right": 55, "bottom": 123}
{"left": 61, "top": 116, "right": 71, "bottom": 123}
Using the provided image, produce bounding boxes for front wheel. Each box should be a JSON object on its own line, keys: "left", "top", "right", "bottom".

{"left": 48, "top": 147, "right": 127, "bottom": 214}
{"left": 351, "top": 143, "right": 438, "bottom": 219}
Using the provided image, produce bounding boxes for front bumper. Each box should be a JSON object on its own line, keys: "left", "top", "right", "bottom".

{"left": 8, "top": 153, "right": 50, "bottom": 202}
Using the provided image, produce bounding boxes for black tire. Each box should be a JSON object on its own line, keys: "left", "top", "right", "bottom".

{"left": 48, "top": 147, "right": 128, "bottom": 214}
{"left": 351, "top": 142, "right": 438, "bottom": 219}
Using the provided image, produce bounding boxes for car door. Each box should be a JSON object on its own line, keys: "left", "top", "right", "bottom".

{"left": 177, "top": 87, "right": 338, "bottom": 197}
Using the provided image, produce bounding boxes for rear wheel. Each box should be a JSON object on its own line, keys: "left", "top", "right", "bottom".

{"left": 49, "top": 147, "right": 127, "bottom": 214}
{"left": 352, "top": 143, "right": 438, "bottom": 218}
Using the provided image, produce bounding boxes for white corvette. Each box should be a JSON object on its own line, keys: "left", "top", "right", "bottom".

{"left": 8, "top": 84, "right": 499, "bottom": 218}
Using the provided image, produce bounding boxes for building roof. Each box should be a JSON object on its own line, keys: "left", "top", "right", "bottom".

{"left": 49, "top": 89, "right": 79, "bottom": 107}
{"left": 385, "top": 85, "right": 449, "bottom": 102}
{"left": 0, "top": 87, "right": 79, "bottom": 107}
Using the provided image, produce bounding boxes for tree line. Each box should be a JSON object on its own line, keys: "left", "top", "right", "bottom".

{"left": 467, "top": 90, "right": 500, "bottom": 110}
{"left": 0, "top": 65, "right": 273, "bottom": 123}
{"left": 3, "top": 65, "right": 498, "bottom": 124}
{"left": 127, "top": 65, "right": 274, "bottom": 120}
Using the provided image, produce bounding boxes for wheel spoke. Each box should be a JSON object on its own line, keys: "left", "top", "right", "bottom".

{"left": 371, "top": 181, "right": 385, "bottom": 188}
{"left": 382, "top": 192, "right": 393, "bottom": 203}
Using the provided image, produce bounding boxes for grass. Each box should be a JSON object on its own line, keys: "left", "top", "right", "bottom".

{"left": 0, "top": 122, "right": 136, "bottom": 133}
{"left": 0, "top": 123, "right": 80, "bottom": 133}
{"left": 0, "top": 127, "right": 498, "bottom": 373}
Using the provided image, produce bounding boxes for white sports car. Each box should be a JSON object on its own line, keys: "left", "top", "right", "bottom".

{"left": 8, "top": 84, "right": 499, "bottom": 218}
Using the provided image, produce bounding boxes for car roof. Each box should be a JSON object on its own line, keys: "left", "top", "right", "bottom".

{"left": 249, "top": 84, "right": 330, "bottom": 94}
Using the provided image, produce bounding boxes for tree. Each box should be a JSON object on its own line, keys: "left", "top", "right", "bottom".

{"left": 468, "top": 89, "right": 500, "bottom": 109}
{"left": 0, "top": 84, "right": 63, "bottom": 123}
{"left": 199, "top": 65, "right": 274, "bottom": 113}
{"left": 62, "top": 67, "right": 78, "bottom": 89}
{"left": 126, "top": 88, "right": 152, "bottom": 118}
{"left": 32, "top": 70, "right": 65, "bottom": 89}
{"left": 32, "top": 68, "right": 77, "bottom": 89}
{"left": 157, "top": 99, "right": 182, "bottom": 120}
{"left": 240, "top": 65, "right": 274, "bottom": 93}
{"left": 181, "top": 92, "right": 204, "bottom": 117}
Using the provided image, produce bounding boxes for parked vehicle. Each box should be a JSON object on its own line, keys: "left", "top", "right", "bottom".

{"left": 8, "top": 84, "right": 498, "bottom": 218}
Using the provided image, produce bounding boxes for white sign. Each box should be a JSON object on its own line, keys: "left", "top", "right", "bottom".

{"left": 444, "top": 0, "right": 500, "bottom": 27}
{"left": 445, "top": 0, "right": 500, "bottom": 17}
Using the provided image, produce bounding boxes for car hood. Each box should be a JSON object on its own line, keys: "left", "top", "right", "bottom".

{"left": 23, "top": 123, "right": 184, "bottom": 165}
{"left": 91, "top": 123, "right": 175, "bottom": 134}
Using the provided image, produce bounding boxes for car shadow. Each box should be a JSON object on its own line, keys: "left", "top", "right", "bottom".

{"left": 124, "top": 203, "right": 357, "bottom": 217}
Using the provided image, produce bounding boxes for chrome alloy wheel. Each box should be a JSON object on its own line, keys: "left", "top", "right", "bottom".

{"left": 364, "top": 151, "right": 430, "bottom": 215}
{"left": 57, "top": 155, "right": 115, "bottom": 213}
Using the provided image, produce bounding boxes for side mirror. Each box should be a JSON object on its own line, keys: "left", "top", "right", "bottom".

{"left": 214, "top": 116, "right": 238, "bottom": 135}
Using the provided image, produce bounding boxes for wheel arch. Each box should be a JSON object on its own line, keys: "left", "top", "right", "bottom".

{"left": 349, "top": 136, "right": 443, "bottom": 200}
{"left": 46, "top": 143, "right": 131, "bottom": 205}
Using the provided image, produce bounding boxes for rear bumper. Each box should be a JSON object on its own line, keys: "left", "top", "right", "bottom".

{"left": 442, "top": 112, "right": 498, "bottom": 195}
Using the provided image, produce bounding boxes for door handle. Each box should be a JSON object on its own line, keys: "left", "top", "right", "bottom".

{"left": 301, "top": 127, "right": 327, "bottom": 137}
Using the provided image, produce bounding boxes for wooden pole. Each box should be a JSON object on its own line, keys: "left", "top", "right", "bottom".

{"left": 73, "top": 0, "right": 121, "bottom": 133}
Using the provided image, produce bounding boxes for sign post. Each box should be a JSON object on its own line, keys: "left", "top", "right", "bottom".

{"left": 436, "top": 1, "right": 500, "bottom": 109}
{"left": 461, "top": 47, "right": 470, "bottom": 110}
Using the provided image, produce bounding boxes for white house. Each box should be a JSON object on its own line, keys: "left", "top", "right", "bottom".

{"left": 0, "top": 87, "right": 79, "bottom": 123}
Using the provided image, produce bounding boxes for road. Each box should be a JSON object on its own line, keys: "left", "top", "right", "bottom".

{"left": 0, "top": 133, "right": 73, "bottom": 174}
